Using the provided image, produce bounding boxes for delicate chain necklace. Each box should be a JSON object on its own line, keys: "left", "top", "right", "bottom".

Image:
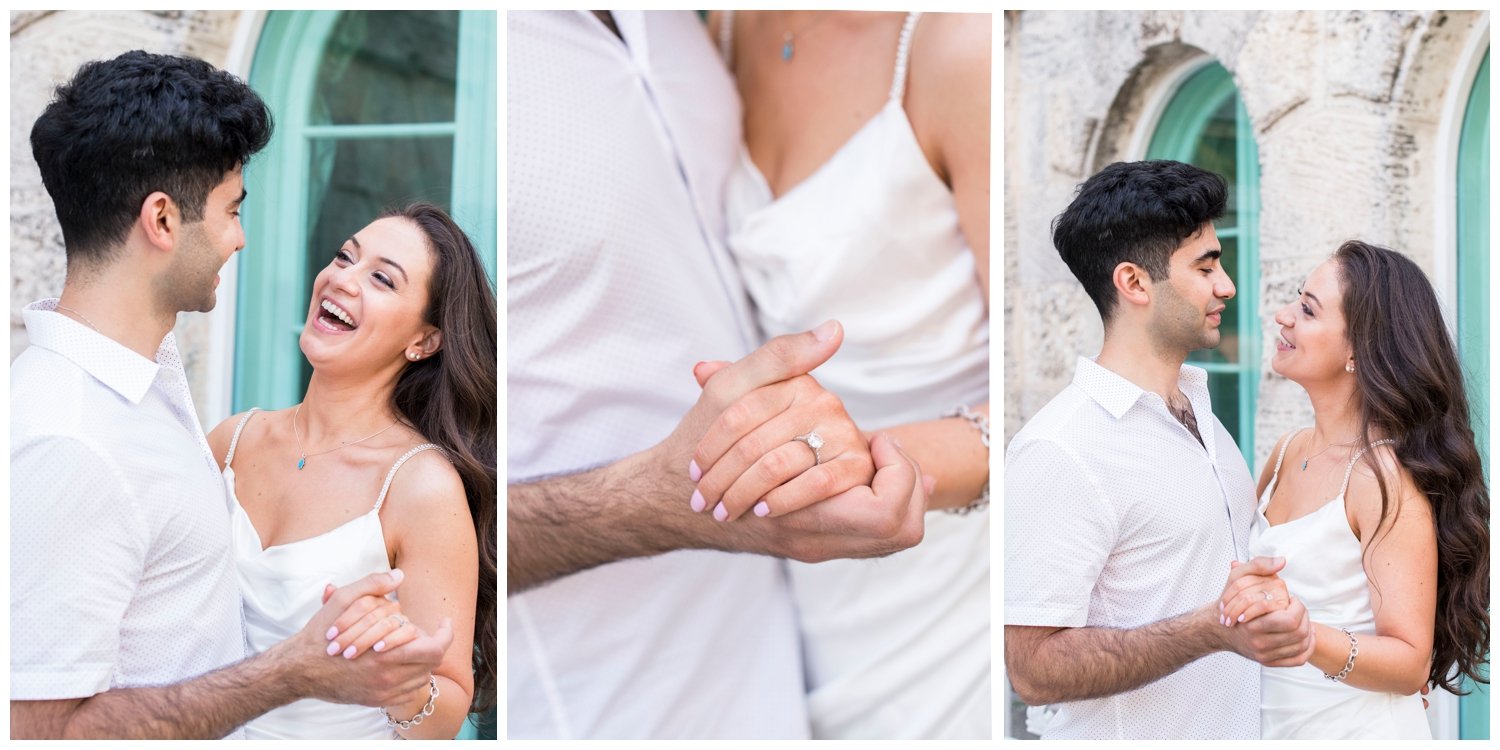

{"left": 781, "top": 12, "right": 829, "bottom": 61}
{"left": 55, "top": 304, "right": 102, "bottom": 333}
{"left": 1301, "top": 434, "right": 1357, "bottom": 471}
{"left": 292, "top": 402, "right": 400, "bottom": 471}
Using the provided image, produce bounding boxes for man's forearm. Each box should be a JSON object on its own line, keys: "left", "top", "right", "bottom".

{"left": 29, "top": 642, "right": 306, "bottom": 739}
{"left": 509, "top": 449, "right": 713, "bottom": 594}
{"left": 1010, "top": 605, "right": 1222, "bottom": 705}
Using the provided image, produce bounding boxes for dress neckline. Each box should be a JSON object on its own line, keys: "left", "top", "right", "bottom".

{"left": 226, "top": 465, "right": 383, "bottom": 554}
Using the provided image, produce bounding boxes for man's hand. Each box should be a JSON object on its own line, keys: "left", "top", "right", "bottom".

{"left": 1207, "top": 593, "right": 1314, "bottom": 667}
{"left": 1218, "top": 557, "right": 1291, "bottom": 626}
{"left": 687, "top": 365, "right": 873, "bottom": 522}
{"left": 726, "top": 432, "right": 929, "bottom": 562}
{"left": 275, "top": 570, "right": 454, "bottom": 707}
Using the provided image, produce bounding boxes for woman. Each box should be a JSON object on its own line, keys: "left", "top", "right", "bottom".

{"left": 1219, "top": 241, "right": 1488, "bottom": 739}
{"left": 698, "top": 11, "right": 991, "bottom": 739}
{"left": 206, "top": 203, "right": 497, "bottom": 739}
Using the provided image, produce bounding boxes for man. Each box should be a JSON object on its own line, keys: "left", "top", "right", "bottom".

{"left": 1003, "top": 160, "right": 1314, "bottom": 739}
{"left": 507, "top": 11, "right": 930, "bottom": 739}
{"left": 11, "top": 50, "right": 450, "bottom": 739}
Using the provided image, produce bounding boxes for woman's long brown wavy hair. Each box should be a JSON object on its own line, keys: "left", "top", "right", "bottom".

{"left": 1335, "top": 240, "right": 1489, "bottom": 694}
{"left": 385, "top": 203, "right": 497, "bottom": 714}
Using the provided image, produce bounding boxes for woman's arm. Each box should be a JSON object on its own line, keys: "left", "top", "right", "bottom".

{"left": 882, "top": 403, "right": 989, "bottom": 510}
{"left": 379, "top": 450, "right": 478, "bottom": 739}
{"left": 877, "top": 15, "right": 993, "bottom": 510}
{"left": 910, "top": 12, "right": 990, "bottom": 299}
{"left": 1309, "top": 449, "right": 1437, "bottom": 695}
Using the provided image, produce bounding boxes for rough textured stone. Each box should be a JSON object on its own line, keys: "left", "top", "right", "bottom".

{"left": 10, "top": 10, "right": 244, "bottom": 424}
{"left": 1005, "top": 10, "right": 1487, "bottom": 467}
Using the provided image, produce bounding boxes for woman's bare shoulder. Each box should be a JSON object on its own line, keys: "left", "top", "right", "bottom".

{"left": 1345, "top": 442, "right": 1432, "bottom": 540}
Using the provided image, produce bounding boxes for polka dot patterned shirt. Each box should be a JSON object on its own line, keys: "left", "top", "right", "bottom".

{"left": 1004, "top": 356, "right": 1259, "bottom": 739}
{"left": 12, "top": 299, "right": 246, "bottom": 738}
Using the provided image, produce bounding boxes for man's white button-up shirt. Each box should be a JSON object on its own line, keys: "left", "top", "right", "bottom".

{"left": 507, "top": 10, "right": 806, "bottom": 740}
{"left": 1005, "top": 356, "right": 1259, "bottom": 739}
{"left": 12, "top": 299, "right": 246, "bottom": 737}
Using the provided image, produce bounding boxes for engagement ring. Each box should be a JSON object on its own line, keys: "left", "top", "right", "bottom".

{"left": 792, "top": 431, "right": 824, "bottom": 465}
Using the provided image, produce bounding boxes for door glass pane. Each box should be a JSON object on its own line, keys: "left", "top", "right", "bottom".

{"left": 312, "top": 10, "right": 459, "bottom": 125}
{"left": 1193, "top": 95, "right": 1239, "bottom": 229}
{"left": 301, "top": 136, "right": 455, "bottom": 387}
{"left": 1208, "top": 371, "right": 1240, "bottom": 442}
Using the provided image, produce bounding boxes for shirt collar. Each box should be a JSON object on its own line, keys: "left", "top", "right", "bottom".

{"left": 22, "top": 298, "right": 172, "bottom": 405}
{"left": 1073, "top": 355, "right": 1210, "bottom": 420}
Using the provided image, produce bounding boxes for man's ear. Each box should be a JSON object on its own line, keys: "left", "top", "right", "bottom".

{"left": 138, "top": 191, "right": 179, "bottom": 253}
{"left": 1112, "top": 261, "right": 1152, "bottom": 309}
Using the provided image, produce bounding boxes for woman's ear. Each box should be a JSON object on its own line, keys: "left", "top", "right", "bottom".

{"left": 418, "top": 328, "right": 443, "bottom": 357}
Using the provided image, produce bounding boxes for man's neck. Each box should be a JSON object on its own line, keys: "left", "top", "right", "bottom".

{"left": 1096, "top": 324, "right": 1189, "bottom": 401}
{"left": 58, "top": 277, "right": 176, "bottom": 361}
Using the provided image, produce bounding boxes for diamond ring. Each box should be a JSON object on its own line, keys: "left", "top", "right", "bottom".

{"left": 791, "top": 431, "right": 824, "bottom": 465}
{"left": 1263, "top": 591, "right": 1275, "bottom": 602}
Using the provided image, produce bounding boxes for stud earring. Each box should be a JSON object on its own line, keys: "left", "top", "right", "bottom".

{"left": 408, "top": 351, "right": 419, "bottom": 361}
{"left": 1345, "top": 362, "right": 1355, "bottom": 373}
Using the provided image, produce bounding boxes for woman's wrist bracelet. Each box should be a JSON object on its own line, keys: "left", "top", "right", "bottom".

{"left": 384, "top": 675, "right": 439, "bottom": 734}
{"left": 1323, "top": 628, "right": 1358, "bottom": 682}
{"left": 941, "top": 404, "right": 989, "bottom": 515}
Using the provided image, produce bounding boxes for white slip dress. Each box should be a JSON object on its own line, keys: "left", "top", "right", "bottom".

{"left": 721, "top": 12, "right": 991, "bottom": 739}
{"left": 1249, "top": 430, "right": 1431, "bottom": 739}
{"left": 224, "top": 408, "right": 441, "bottom": 740}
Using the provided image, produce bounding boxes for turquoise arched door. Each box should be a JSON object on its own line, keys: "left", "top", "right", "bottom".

{"left": 238, "top": 10, "right": 496, "bottom": 412}
{"left": 1456, "top": 49, "right": 1489, "bottom": 743}
{"left": 1146, "top": 61, "right": 1261, "bottom": 468}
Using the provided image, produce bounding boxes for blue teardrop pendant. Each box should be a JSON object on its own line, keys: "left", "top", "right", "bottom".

{"left": 782, "top": 37, "right": 793, "bottom": 61}
{"left": 297, "top": 456, "right": 306, "bottom": 470}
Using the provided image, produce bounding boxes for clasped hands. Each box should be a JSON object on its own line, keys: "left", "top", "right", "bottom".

{"left": 1211, "top": 556, "right": 1315, "bottom": 667}
{"left": 281, "top": 568, "right": 453, "bottom": 708}
{"left": 656, "top": 321, "right": 931, "bottom": 563}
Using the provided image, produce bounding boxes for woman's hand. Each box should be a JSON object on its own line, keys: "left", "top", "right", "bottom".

{"left": 322, "top": 581, "right": 421, "bottom": 660}
{"left": 1218, "top": 557, "right": 1292, "bottom": 627}
{"left": 689, "top": 362, "right": 873, "bottom": 522}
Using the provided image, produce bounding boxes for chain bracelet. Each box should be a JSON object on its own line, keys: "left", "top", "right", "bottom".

{"left": 384, "top": 675, "right": 439, "bottom": 734}
{"left": 1323, "top": 629, "right": 1358, "bottom": 682}
{"left": 941, "top": 404, "right": 990, "bottom": 515}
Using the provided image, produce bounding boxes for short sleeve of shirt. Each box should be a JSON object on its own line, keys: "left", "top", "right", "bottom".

{"left": 1004, "top": 437, "right": 1117, "bottom": 627}
{"left": 11, "top": 435, "right": 148, "bottom": 699}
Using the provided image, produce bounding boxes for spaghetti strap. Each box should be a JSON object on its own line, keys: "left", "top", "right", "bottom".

{"left": 1263, "top": 428, "right": 1302, "bottom": 497}
{"left": 373, "top": 443, "right": 447, "bottom": 513}
{"left": 889, "top": 12, "right": 922, "bottom": 102}
{"left": 1340, "top": 439, "right": 1397, "bottom": 497}
{"left": 224, "top": 408, "right": 262, "bottom": 469}
{"left": 718, "top": 10, "right": 735, "bottom": 66}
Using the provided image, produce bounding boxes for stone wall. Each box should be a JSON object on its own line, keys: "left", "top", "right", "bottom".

{"left": 1004, "top": 10, "right": 1487, "bottom": 469}
{"left": 10, "top": 10, "right": 243, "bottom": 423}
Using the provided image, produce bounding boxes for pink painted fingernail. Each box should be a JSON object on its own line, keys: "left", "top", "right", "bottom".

{"left": 690, "top": 489, "right": 706, "bottom": 513}
{"left": 1237, "top": 614, "right": 1245, "bottom": 623}
{"left": 343, "top": 645, "right": 356, "bottom": 659}
{"left": 713, "top": 503, "right": 728, "bottom": 522}
{"left": 689, "top": 460, "right": 702, "bottom": 482}
{"left": 327, "top": 641, "right": 341, "bottom": 656}
{"left": 754, "top": 501, "right": 770, "bottom": 517}
{"left": 813, "top": 320, "right": 837, "bottom": 342}
{"left": 374, "top": 640, "right": 386, "bottom": 653}
{"left": 326, "top": 626, "right": 339, "bottom": 640}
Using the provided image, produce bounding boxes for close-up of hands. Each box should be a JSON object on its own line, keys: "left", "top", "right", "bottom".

{"left": 651, "top": 321, "right": 931, "bottom": 563}
{"left": 1213, "top": 556, "right": 1315, "bottom": 668}
{"left": 688, "top": 361, "right": 873, "bottom": 521}
{"left": 291, "top": 569, "right": 453, "bottom": 708}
